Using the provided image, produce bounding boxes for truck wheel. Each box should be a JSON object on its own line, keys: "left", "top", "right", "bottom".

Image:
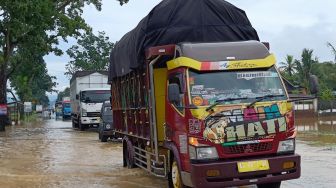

{"left": 124, "top": 142, "right": 136, "bottom": 168}
{"left": 257, "top": 182, "right": 281, "bottom": 188}
{"left": 168, "top": 157, "right": 185, "bottom": 188}
{"left": 78, "top": 119, "right": 85, "bottom": 131}
{"left": 123, "top": 142, "right": 127, "bottom": 167}
{"left": 72, "top": 119, "right": 77, "bottom": 128}
{"left": 98, "top": 130, "right": 102, "bottom": 140}
{"left": 101, "top": 135, "right": 108, "bottom": 142}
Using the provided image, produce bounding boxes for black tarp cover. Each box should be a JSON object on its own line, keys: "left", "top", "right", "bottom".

{"left": 109, "top": 0, "right": 260, "bottom": 80}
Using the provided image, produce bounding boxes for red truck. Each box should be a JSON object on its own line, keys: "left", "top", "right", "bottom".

{"left": 108, "top": 1, "right": 305, "bottom": 187}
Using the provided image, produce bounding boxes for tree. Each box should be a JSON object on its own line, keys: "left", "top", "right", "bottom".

{"left": 0, "top": 0, "right": 128, "bottom": 129}
{"left": 65, "top": 31, "right": 114, "bottom": 77}
{"left": 57, "top": 87, "right": 70, "bottom": 101}
{"left": 312, "top": 61, "right": 336, "bottom": 91}
{"left": 279, "top": 55, "right": 297, "bottom": 81}
{"left": 294, "top": 49, "right": 318, "bottom": 93}
{"left": 327, "top": 42, "right": 336, "bottom": 63}
{"left": 9, "top": 54, "right": 57, "bottom": 106}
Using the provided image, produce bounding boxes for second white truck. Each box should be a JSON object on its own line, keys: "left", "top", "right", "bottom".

{"left": 70, "top": 71, "right": 110, "bottom": 130}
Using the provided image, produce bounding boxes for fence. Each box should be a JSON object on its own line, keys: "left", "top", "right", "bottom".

{"left": 294, "top": 99, "right": 317, "bottom": 117}
{"left": 318, "top": 99, "right": 336, "bottom": 115}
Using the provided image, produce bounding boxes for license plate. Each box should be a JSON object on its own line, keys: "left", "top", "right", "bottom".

{"left": 237, "top": 160, "right": 270, "bottom": 173}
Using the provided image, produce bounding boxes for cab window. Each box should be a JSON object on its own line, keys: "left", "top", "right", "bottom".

{"left": 168, "top": 73, "right": 185, "bottom": 114}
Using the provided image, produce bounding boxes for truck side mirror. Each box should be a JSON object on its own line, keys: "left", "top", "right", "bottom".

{"left": 76, "top": 94, "right": 79, "bottom": 100}
{"left": 168, "top": 83, "right": 181, "bottom": 104}
{"left": 309, "top": 74, "right": 319, "bottom": 95}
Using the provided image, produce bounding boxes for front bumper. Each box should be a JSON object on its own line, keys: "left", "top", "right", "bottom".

{"left": 81, "top": 117, "right": 100, "bottom": 125}
{"left": 190, "top": 154, "right": 300, "bottom": 188}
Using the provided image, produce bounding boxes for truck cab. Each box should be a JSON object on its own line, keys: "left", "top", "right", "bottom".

{"left": 75, "top": 88, "right": 110, "bottom": 130}
{"left": 62, "top": 101, "right": 72, "bottom": 120}
{"left": 162, "top": 41, "right": 299, "bottom": 187}
{"left": 160, "top": 41, "right": 300, "bottom": 187}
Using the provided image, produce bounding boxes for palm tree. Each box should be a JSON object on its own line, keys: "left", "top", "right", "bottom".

{"left": 327, "top": 42, "right": 336, "bottom": 63}
{"left": 295, "top": 49, "right": 318, "bottom": 93}
{"left": 279, "top": 55, "right": 296, "bottom": 77}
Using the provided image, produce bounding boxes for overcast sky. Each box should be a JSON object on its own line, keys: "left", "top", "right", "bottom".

{"left": 46, "top": 0, "right": 336, "bottom": 94}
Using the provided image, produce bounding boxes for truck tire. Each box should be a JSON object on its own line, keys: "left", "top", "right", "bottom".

{"left": 123, "top": 141, "right": 136, "bottom": 168}
{"left": 99, "top": 130, "right": 108, "bottom": 142}
{"left": 101, "top": 136, "right": 108, "bottom": 142}
{"left": 72, "top": 119, "right": 76, "bottom": 128}
{"left": 78, "top": 119, "right": 85, "bottom": 131}
{"left": 123, "top": 142, "right": 127, "bottom": 167}
{"left": 168, "top": 157, "right": 185, "bottom": 188}
{"left": 257, "top": 182, "right": 281, "bottom": 188}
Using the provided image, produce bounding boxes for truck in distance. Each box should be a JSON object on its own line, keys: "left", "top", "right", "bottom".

{"left": 62, "top": 97, "right": 71, "bottom": 120}
{"left": 98, "top": 100, "right": 115, "bottom": 142}
{"left": 70, "top": 71, "right": 110, "bottom": 131}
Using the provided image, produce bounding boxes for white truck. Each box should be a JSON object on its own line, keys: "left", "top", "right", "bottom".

{"left": 70, "top": 71, "right": 110, "bottom": 130}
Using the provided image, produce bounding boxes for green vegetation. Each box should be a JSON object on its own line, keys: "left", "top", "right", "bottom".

{"left": 281, "top": 44, "right": 336, "bottom": 97}
{"left": 57, "top": 87, "right": 70, "bottom": 101}
{"left": 65, "top": 31, "right": 114, "bottom": 77}
{"left": 9, "top": 53, "right": 56, "bottom": 106}
{"left": 0, "top": 0, "right": 128, "bottom": 104}
{"left": 23, "top": 112, "right": 40, "bottom": 123}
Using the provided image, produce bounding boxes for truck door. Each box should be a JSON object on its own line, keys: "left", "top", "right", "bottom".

{"left": 166, "top": 71, "right": 189, "bottom": 169}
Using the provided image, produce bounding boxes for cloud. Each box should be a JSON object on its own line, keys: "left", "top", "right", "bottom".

{"left": 232, "top": 0, "right": 336, "bottom": 62}
{"left": 83, "top": 0, "right": 161, "bottom": 41}
{"left": 270, "top": 22, "right": 336, "bottom": 63}
{"left": 45, "top": 0, "right": 336, "bottom": 94}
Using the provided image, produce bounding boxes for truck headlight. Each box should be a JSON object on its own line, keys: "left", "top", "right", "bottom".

{"left": 105, "top": 124, "right": 111, "bottom": 129}
{"left": 82, "top": 109, "right": 87, "bottom": 117}
{"left": 189, "top": 146, "right": 218, "bottom": 160}
{"left": 277, "top": 139, "right": 295, "bottom": 154}
{"left": 189, "top": 146, "right": 197, "bottom": 160}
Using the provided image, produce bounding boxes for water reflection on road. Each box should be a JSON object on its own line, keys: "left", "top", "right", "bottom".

{"left": 0, "top": 119, "right": 164, "bottom": 188}
{"left": 0, "top": 116, "right": 335, "bottom": 188}
{"left": 296, "top": 116, "right": 336, "bottom": 145}
{"left": 289, "top": 115, "right": 336, "bottom": 188}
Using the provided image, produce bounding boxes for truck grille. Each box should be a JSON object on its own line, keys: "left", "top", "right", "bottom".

{"left": 87, "top": 112, "right": 100, "bottom": 117}
{"left": 224, "top": 142, "right": 272, "bottom": 154}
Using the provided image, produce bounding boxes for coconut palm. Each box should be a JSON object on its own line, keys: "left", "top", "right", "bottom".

{"left": 295, "top": 49, "right": 318, "bottom": 93}
{"left": 327, "top": 42, "right": 336, "bottom": 63}
{"left": 279, "top": 55, "right": 296, "bottom": 77}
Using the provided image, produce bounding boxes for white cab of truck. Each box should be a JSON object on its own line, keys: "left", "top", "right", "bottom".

{"left": 70, "top": 71, "right": 110, "bottom": 130}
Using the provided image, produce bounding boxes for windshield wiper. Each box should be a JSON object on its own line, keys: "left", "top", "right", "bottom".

{"left": 206, "top": 97, "right": 248, "bottom": 112}
{"left": 247, "top": 94, "right": 285, "bottom": 108}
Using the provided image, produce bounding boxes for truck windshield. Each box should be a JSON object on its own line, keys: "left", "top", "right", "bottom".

{"left": 188, "top": 66, "right": 287, "bottom": 106}
{"left": 63, "top": 103, "right": 71, "bottom": 108}
{"left": 81, "top": 90, "right": 110, "bottom": 103}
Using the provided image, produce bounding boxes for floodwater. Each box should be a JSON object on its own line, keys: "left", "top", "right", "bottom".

{"left": 0, "top": 116, "right": 335, "bottom": 188}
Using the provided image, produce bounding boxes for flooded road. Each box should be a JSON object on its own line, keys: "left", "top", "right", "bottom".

{"left": 0, "top": 119, "right": 164, "bottom": 188}
{"left": 0, "top": 116, "right": 335, "bottom": 188}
